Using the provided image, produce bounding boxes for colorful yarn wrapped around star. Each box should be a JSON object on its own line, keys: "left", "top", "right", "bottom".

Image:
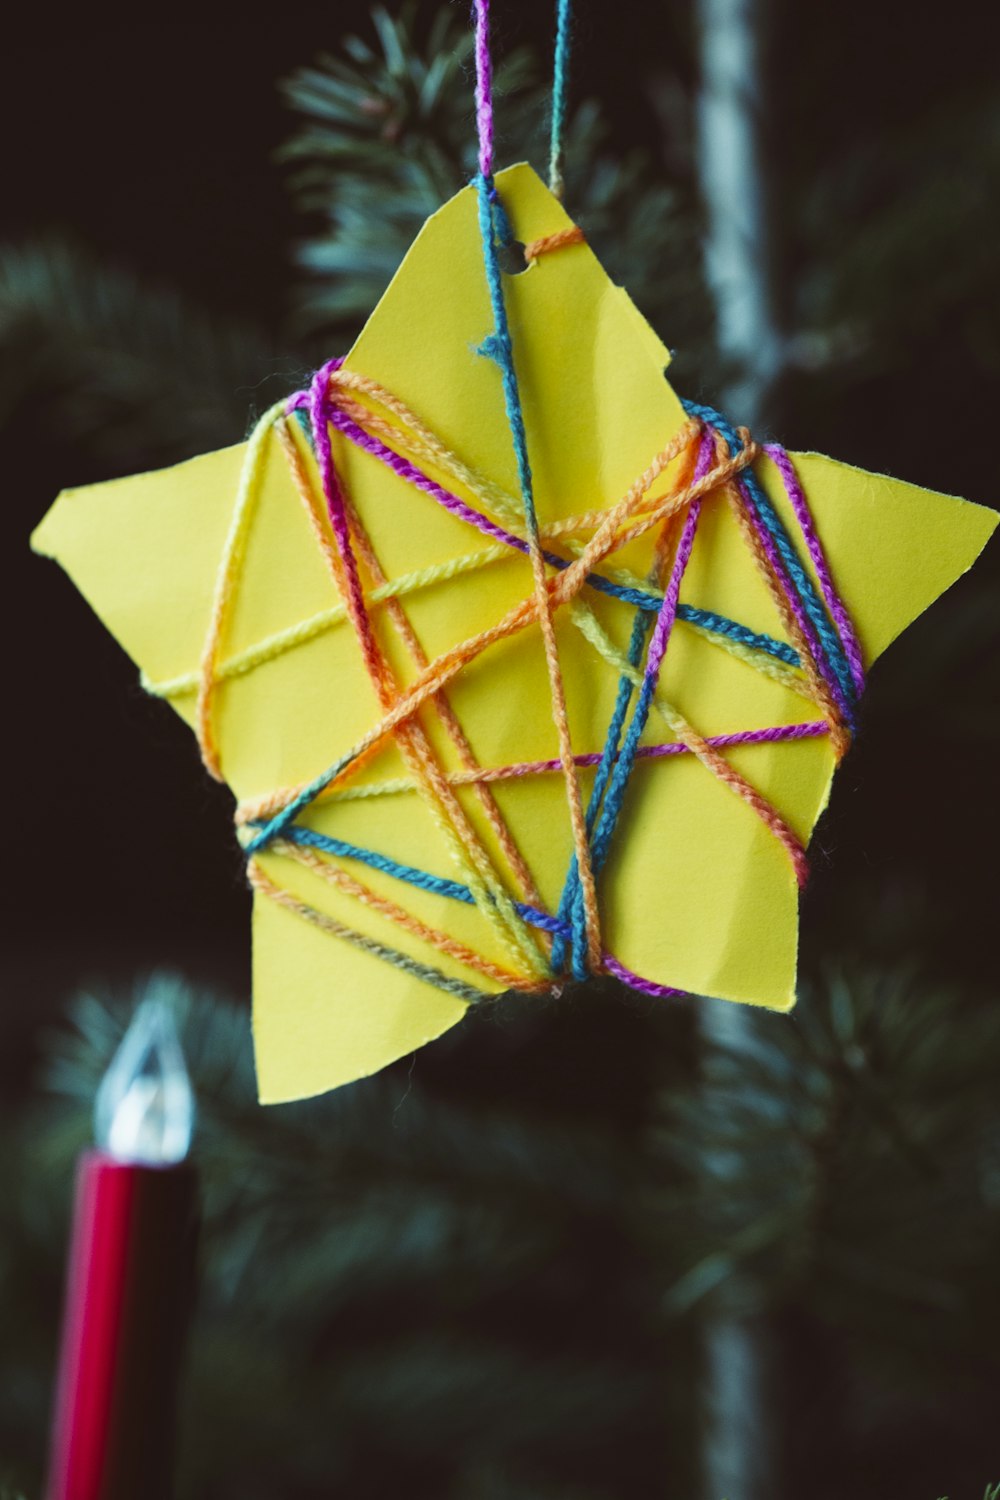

{"left": 157, "top": 347, "right": 862, "bottom": 1007}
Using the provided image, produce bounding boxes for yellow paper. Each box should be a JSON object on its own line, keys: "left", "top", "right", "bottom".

{"left": 32, "top": 164, "right": 997, "bottom": 1103}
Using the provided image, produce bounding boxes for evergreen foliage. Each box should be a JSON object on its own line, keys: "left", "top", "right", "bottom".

{"left": 2, "top": 969, "right": 998, "bottom": 1497}
{"left": 279, "top": 7, "right": 712, "bottom": 366}
{"left": 0, "top": 240, "right": 281, "bottom": 465}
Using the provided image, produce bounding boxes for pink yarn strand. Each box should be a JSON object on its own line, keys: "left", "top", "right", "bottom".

{"left": 473, "top": 0, "right": 495, "bottom": 179}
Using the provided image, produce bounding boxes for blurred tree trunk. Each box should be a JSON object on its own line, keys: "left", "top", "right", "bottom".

{"left": 696, "top": 0, "right": 782, "bottom": 1496}
{"left": 697, "top": 0, "right": 782, "bottom": 433}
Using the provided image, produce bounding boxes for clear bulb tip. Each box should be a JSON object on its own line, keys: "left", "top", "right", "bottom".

{"left": 94, "top": 997, "right": 195, "bottom": 1166}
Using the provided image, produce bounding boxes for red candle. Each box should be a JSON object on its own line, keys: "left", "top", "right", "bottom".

{"left": 47, "top": 1000, "right": 199, "bottom": 1500}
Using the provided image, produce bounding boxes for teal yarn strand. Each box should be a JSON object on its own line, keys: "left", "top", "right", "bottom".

{"left": 475, "top": 165, "right": 602, "bottom": 974}
{"left": 272, "top": 826, "right": 571, "bottom": 941}
{"left": 548, "top": 0, "right": 573, "bottom": 197}
{"left": 682, "top": 399, "right": 857, "bottom": 718}
{"left": 551, "top": 607, "right": 649, "bottom": 977}
{"left": 475, "top": 173, "right": 539, "bottom": 541}
{"left": 677, "top": 605, "right": 799, "bottom": 668}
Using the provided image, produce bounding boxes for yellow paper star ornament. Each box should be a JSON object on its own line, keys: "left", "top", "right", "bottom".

{"left": 32, "top": 165, "right": 997, "bottom": 1102}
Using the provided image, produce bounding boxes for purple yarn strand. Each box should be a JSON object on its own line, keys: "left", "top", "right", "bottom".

{"left": 644, "top": 506, "right": 700, "bottom": 685}
{"left": 308, "top": 361, "right": 355, "bottom": 565}
{"left": 473, "top": 0, "right": 495, "bottom": 179}
{"left": 601, "top": 955, "right": 687, "bottom": 999}
{"left": 635, "top": 720, "right": 829, "bottom": 756}
{"left": 765, "top": 444, "right": 866, "bottom": 697}
{"left": 328, "top": 401, "right": 528, "bottom": 554}
{"left": 737, "top": 475, "right": 855, "bottom": 725}
{"left": 641, "top": 449, "right": 709, "bottom": 691}
{"left": 501, "top": 720, "right": 829, "bottom": 779}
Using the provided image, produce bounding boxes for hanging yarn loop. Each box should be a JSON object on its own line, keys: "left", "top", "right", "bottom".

{"left": 183, "top": 0, "right": 864, "bottom": 1007}
{"left": 472, "top": 0, "right": 605, "bottom": 976}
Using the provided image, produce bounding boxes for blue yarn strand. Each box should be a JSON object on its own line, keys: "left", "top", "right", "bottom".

{"left": 551, "top": 606, "right": 649, "bottom": 977}
{"left": 677, "top": 604, "right": 799, "bottom": 668}
{"left": 682, "top": 399, "right": 857, "bottom": 717}
{"left": 288, "top": 825, "right": 475, "bottom": 903}
{"left": 244, "top": 743, "right": 363, "bottom": 855}
{"left": 475, "top": 173, "right": 540, "bottom": 539}
{"left": 549, "top": 0, "right": 572, "bottom": 193}
{"left": 269, "top": 824, "right": 572, "bottom": 941}
{"left": 475, "top": 168, "right": 606, "bottom": 973}
{"left": 476, "top": 167, "right": 641, "bottom": 978}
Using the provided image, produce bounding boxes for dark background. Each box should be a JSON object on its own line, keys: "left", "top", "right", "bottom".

{"left": 2, "top": 3, "right": 999, "bottom": 1497}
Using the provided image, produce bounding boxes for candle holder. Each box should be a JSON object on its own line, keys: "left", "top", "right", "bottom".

{"left": 47, "top": 998, "right": 199, "bottom": 1500}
